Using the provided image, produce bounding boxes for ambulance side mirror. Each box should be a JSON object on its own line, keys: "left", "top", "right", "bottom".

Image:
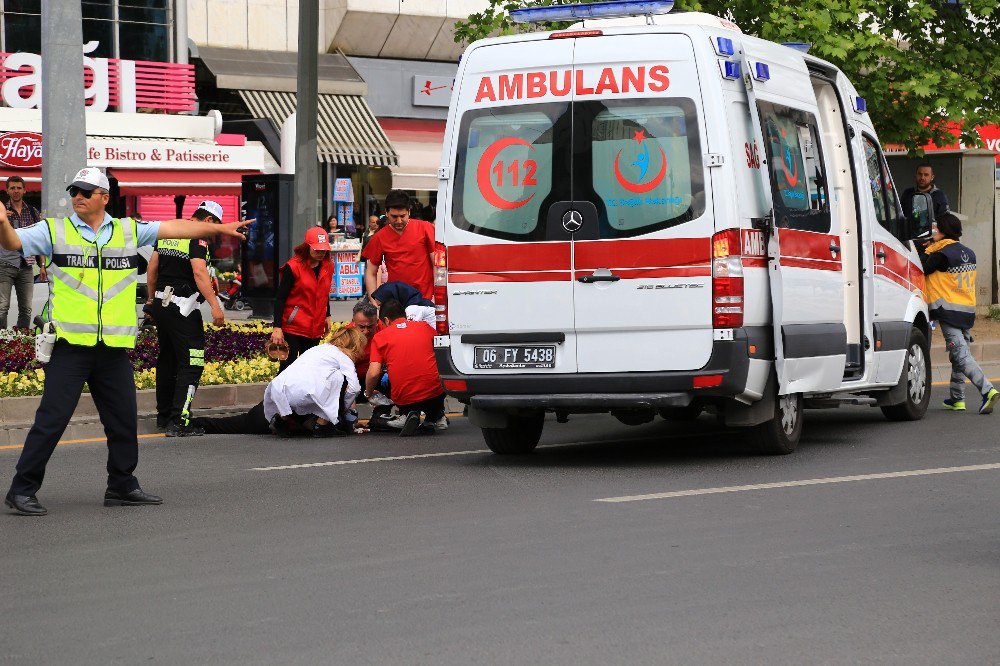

{"left": 907, "top": 193, "right": 934, "bottom": 241}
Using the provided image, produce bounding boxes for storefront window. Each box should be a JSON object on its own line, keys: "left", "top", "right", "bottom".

{"left": 1, "top": 0, "right": 171, "bottom": 62}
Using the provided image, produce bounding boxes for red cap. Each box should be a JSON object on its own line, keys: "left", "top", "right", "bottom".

{"left": 305, "top": 226, "right": 333, "bottom": 250}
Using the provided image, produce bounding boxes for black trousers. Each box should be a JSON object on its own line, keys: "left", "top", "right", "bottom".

{"left": 194, "top": 401, "right": 270, "bottom": 435}
{"left": 397, "top": 392, "right": 446, "bottom": 423}
{"left": 153, "top": 300, "right": 205, "bottom": 425}
{"left": 10, "top": 342, "right": 140, "bottom": 496}
{"left": 278, "top": 333, "right": 319, "bottom": 375}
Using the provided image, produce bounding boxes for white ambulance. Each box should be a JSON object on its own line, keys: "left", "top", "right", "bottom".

{"left": 432, "top": 0, "right": 937, "bottom": 455}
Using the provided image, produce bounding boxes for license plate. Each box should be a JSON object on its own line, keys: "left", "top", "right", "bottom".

{"left": 474, "top": 345, "right": 556, "bottom": 369}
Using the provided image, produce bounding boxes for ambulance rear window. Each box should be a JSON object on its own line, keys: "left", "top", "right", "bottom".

{"left": 452, "top": 103, "right": 568, "bottom": 241}
{"left": 585, "top": 98, "right": 704, "bottom": 237}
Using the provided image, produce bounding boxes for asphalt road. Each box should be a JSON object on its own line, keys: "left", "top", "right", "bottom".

{"left": 2, "top": 387, "right": 998, "bottom": 664}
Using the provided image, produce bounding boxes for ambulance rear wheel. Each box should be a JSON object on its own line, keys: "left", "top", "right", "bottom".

{"left": 482, "top": 412, "right": 544, "bottom": 455}
{"left": 880, "top": 328, "right": 931, "bottom": 422}
{"left": 747, "top": 392, "right": 802, "bottom": 455}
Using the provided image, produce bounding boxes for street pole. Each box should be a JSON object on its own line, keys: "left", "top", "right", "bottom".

{"left": 294, "top": 0, "right": 319, "bottom": 242}
{"left": 40, "top": 0, "right": 87, "bottom": 218}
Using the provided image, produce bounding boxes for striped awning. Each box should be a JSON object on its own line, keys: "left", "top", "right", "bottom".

{"left": 239, "top": 90, "right": 398, "bottom": 167}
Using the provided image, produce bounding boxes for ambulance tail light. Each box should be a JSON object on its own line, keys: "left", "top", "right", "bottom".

{"left": 712, "top": 229, "right": 744, "bottom": 329}
{"left": 433, "top": 242, "right": 449, "bottom": 335}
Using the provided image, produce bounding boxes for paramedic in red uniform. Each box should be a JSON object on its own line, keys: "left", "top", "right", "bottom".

{"left": 364, "top": 299, "right": 446, "bottom": 436}
{"left": 360, "top": 190, "right": 435, "bottom": 300}
{"left": 269, "top": 227, "right": 334, "bottom": 373}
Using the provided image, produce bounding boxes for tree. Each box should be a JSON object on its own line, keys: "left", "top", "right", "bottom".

{"left": 454, "top": 0, "right": 1000, "bottom": 153}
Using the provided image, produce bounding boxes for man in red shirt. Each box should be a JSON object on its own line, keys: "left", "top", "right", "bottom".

{"left": 361, "top": 190, "right": 435, "bottom": 300}
{"left": 364, "top": 299, "right": 445, "bottom": 436}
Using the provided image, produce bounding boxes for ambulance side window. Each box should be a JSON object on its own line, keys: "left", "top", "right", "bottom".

{"left": 759, "top": 102, "right": 830, "bottom": 233}
{"left": 452, "top": 104, "right": 568, "bottom": 242}
{"left": 862, "top": 135, "right": 906, "bottom": 242}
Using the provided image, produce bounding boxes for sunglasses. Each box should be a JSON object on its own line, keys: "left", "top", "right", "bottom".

{"left": 68, "top": 186, "right": 103, "bottom": 199}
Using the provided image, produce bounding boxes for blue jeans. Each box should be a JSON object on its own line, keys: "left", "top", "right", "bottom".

{"left": 0, "top": 262, "right": 34, "bottom": 328}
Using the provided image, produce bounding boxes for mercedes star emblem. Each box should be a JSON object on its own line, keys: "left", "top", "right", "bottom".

{"left": 562, "top": 210, "right": 583, "bottom": 233}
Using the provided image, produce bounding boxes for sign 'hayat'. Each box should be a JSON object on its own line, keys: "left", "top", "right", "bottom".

{"left": 0, "top": 41, "right": 195, "bottom": 113}
{"left": 0, "top": 131, "right": 42, "bottom": 168}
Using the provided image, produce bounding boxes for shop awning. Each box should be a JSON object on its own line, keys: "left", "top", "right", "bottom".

{"left": 379, "top": 118, "right": 445, "bottom": 191}
{"left": 239, "top": 91, "right": 398, "bottom": 167}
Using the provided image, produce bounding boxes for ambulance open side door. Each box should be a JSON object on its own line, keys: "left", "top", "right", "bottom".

{"left": 742, "top": 53, "right": 848, "bottom": 396}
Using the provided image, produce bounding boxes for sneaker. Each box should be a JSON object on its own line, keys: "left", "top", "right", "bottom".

{"left": 165, "top": 421, "right": 205, "bottom": 437}
{"left": 398, "top": 411, "right": 421, "bottom": 437}
{"left": 385, "top": 412, "right": 409, "bottom": 429}
{"left": 312, "top": 421, "right": 347, "bottom": 438}
{"left": 979, "top": 388, "right": 999, "bottom": 415}
{"left": 430, "top": 415, "right": 449, "bottom": 430}
{"left": 942, "top": 398, "right": 966, "bottom": 411}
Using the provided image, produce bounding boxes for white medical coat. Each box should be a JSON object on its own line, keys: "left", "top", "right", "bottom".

{"left": 263, "top": 344, "right": 360, "bottom": 424}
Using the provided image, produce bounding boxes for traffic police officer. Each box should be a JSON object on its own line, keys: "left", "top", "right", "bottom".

{"left": 146, "top": 200, "right": 227, "bottom": 437}
{"left": 0, "top": 168, "right": 247, "bottom": 516}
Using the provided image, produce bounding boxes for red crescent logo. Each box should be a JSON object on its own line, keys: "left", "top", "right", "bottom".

{"left": 613, "top": 146, "right": 667, "bottom": 194}
{"left": 476, "top": 137, "right": 536, "bottom": 210}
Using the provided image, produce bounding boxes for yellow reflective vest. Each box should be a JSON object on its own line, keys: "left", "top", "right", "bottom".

{"left": 45, "top": 216, "right": 140, "bottom": 348}
{"left": 923, "top": 238, "right": 977, "bottom": 329}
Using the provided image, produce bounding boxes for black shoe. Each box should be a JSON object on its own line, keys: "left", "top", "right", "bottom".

{"left": 270, "top": 415, "right": 293, "bottom": 438}
{"left": 165, "top": 421, "right": 205, "bottom": 437}
{"left": 398, "top": 411, "right": 421, "bottom": 437}
{"left": 104, "top": 487, "right": 163, "bottom": 507}
{"left": 156, "top": 416, "right": 169, "bottom": 429}
{"left": 312, "top": 421, "right": 348, "bottom": 438}
{"left": 5, "top": 491, "right": 47, "bottom": 516}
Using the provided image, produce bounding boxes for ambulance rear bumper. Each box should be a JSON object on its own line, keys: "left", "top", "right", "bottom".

{"left": 436, "top": 327, "right": 770, "bottom": 406}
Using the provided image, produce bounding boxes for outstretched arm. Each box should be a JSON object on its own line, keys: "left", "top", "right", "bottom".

{"left": 157, "top": 218, "right": 251, "bottom": 242}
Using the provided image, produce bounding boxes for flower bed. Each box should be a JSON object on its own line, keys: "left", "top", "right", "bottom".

{"left": 0, "top": 320, "right": 340, "bottom": 398}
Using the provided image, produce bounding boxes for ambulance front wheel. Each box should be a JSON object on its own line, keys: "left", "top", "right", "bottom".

{"left": 747, "top": 392, "right": 803, "bottom": 455}
{"left": 482, "top": 412, "right": 545, "bottom": 455}
{"left": 880, "top": 328, "right": 931, "bottom": 422}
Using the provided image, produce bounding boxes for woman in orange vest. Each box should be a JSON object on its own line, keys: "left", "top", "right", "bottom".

{"left": 269, "top": 227, "right": 335, "bottom": 373}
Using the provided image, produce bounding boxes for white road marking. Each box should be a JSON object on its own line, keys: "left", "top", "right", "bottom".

{"left": 594, "top": 462, "right": 1000, "bottom": 503}
{"left": 251, "top": 448, "right": 494, "bottom": 471}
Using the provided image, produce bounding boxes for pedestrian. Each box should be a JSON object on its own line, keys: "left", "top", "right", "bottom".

{"left": 360, "top": 189, "right": 435, "bottom": 299}
{"left": 901, "top": 162, "right": 949, "bottom": 220}
{"left": 919, "top": 212, "right": 999, "bottom": 414}
{"left": 0, "top": 176, "right": 44, "bottom": 329}
{"left": 347, "top": 298, "right": 380, "bottom": 384}
{"left": 269, "top": 227, "right": 335, "bottom": 374}
{"left": 146, "top": 200, "right": 228, "bottom": 437}
{"left": 0, "top": 167, "right": 247, "bottom": 516}
{"left": 364, "top": 299, "right": 447, "bottom": 436}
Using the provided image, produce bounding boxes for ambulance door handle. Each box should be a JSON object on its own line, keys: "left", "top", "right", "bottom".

{"left": 875, "top": 249, "right": 887, "bottom": 260}
{"left": 578, "top": 274, "right": 621, "bottom": 284}
{"left": 829, "top": 242, "right": 841, "bottom": 255}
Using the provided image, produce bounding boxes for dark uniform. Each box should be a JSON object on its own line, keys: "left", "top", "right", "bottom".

{"left": 152, "top": 237, "right": 209, "bottom": 430}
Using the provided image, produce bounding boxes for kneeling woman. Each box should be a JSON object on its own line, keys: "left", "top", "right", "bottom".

{"left": 196, "top": 327, "right": 367, "bottom": 437}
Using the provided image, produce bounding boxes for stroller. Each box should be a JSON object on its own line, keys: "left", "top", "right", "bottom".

{"left": 220, "top": 271, "right": 249, "bottom": 311}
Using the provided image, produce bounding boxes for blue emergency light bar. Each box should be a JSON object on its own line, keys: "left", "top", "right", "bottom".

{"left": 509, "top": 0, "right": 674, "bottom": 24}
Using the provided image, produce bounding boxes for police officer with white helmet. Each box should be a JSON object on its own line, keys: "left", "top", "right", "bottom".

{"left": 0, "top": 168, "right": 248, "bottom": 516}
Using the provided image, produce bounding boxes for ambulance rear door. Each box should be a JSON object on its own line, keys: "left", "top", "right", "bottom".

{"left": 442, "top": 38, "right": 579, "bottom": 374}
{"left": 571, "top": 34, "right": 715, "bottom": 373}
{"left": 743, "top": 45, "right": 848, "bottom": 394}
